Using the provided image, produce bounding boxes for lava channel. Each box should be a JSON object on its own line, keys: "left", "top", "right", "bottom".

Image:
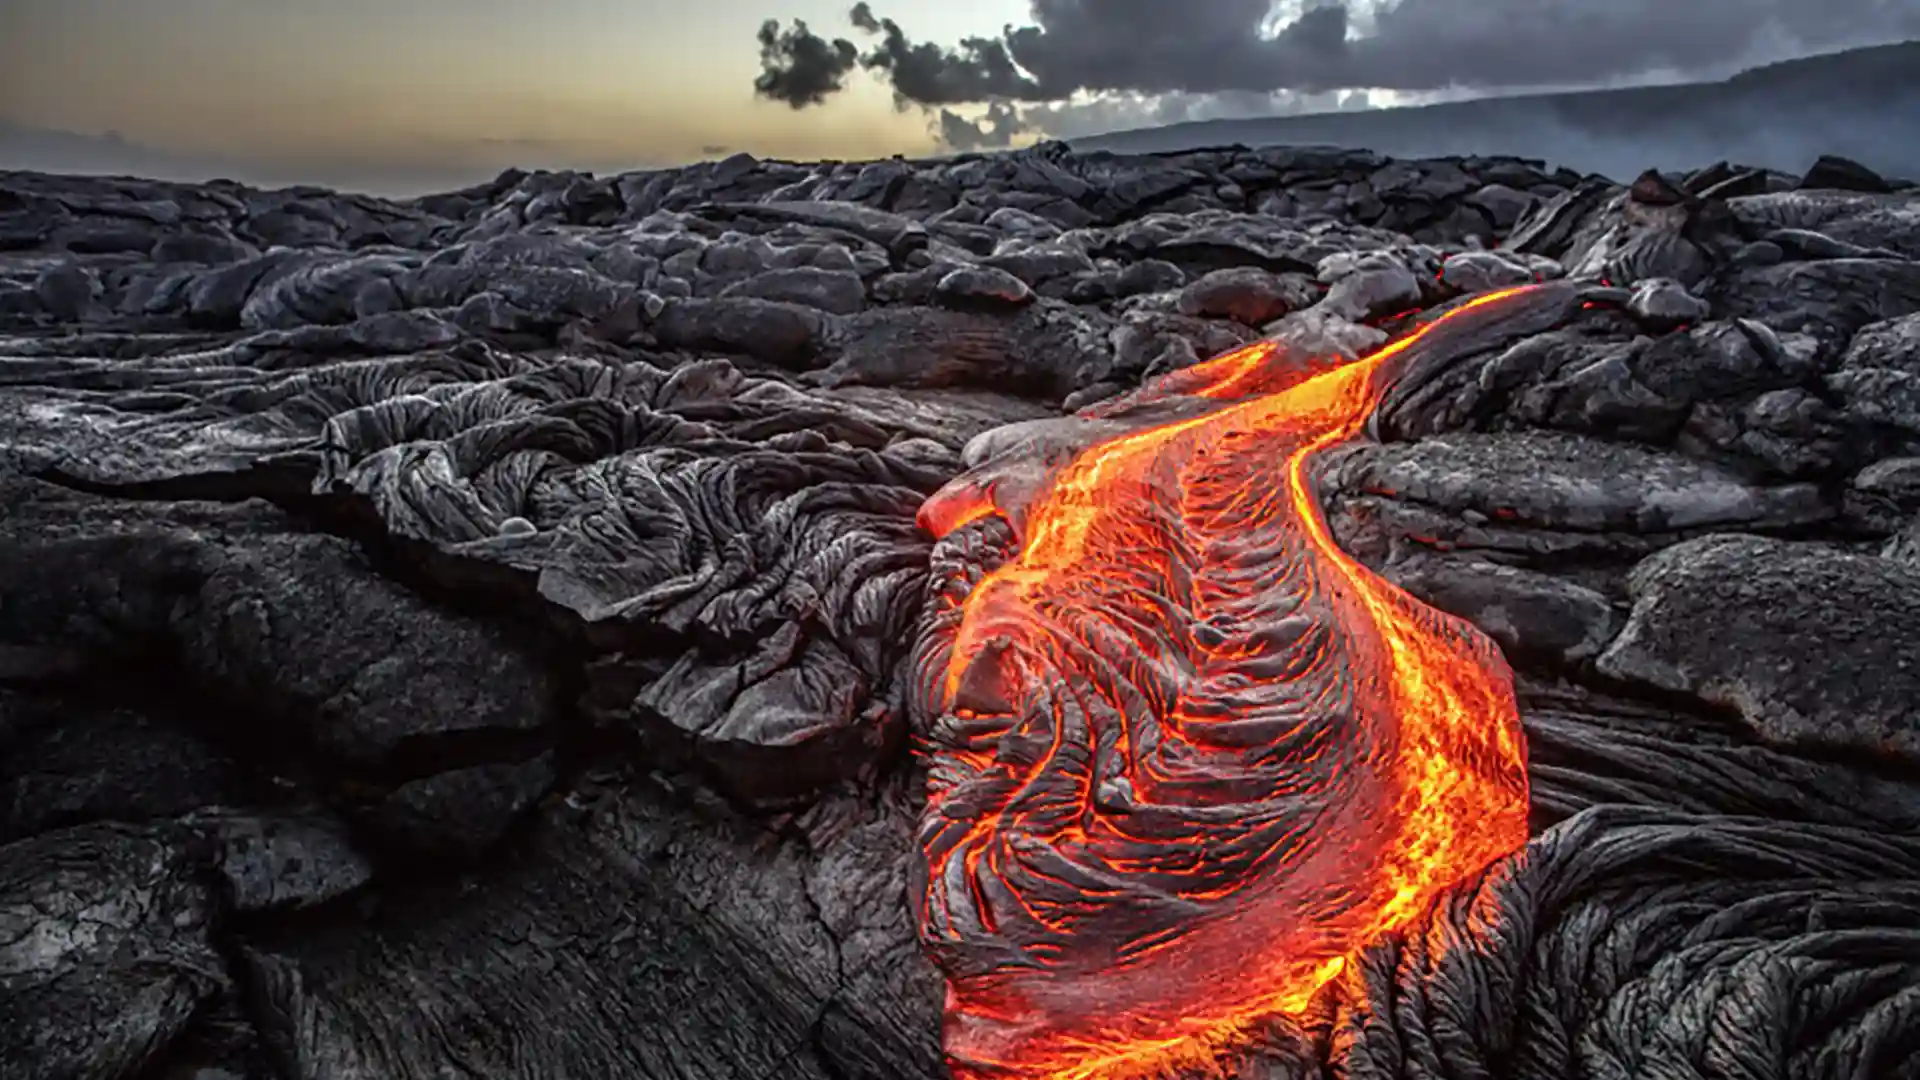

{"left": 910, "top": 286, "right": 1540, "bottom": 1079}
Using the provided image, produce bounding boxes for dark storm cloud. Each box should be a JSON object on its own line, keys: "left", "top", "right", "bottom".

{"left": 1346, "top": 0, "right": 1920, "bottom": 90}
{"left": 754, "top": 0, "right": 1920, "bottom": 106}
{"left": 752, "top": 18, "right": 858, "bottom": 108}
{"left": 849, "top": 2, "right": 1044, "bottom": 104}
{"left": 1001, "top": 0, "right": 1350, "bottom": 97}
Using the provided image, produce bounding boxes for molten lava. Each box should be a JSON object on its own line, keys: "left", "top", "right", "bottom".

{"left": 910, "top": 287, "right": 1537, "bottom": 1079}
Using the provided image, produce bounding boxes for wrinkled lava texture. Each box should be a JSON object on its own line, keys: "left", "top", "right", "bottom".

{"left": 12, "top": 135, "right": 1920, "bottom": 1080}
{"left": 911, "top": 288, "right": 1541, "bottom": 1078}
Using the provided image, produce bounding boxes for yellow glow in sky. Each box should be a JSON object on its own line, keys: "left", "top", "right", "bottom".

{"left": 0, "top": 0, "right": 1033, "bottom": 187}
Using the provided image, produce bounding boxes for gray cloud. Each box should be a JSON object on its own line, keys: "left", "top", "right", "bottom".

{"left": 756, "top": 0, "right": 1920, "bottom": 110}
{"left": 942, "top": 86, "right": 1375, "bottom": 150}
{"left": 938, "top": 101, "right": 1034, "bottom": 152}
{"left": 752, "top": 18, "right": 859, "bottom": 108}
{"left": 851, "top": 2, "right": 1044, "bottom": 105}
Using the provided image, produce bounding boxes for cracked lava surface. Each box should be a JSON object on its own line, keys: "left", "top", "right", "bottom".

{"left": 911, "top": 287, "right": 1537, "bottom": 1079}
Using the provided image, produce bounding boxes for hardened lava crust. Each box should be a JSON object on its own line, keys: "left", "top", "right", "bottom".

{"left": 3, "top": 144, "right": 1920, "bottom": 1080}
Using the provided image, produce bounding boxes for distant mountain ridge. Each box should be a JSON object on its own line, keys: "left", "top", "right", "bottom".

{"left": 1069, "top": 41, "right": 1920, "bottom": 181}
{"left": 0, "top": 124, "right": 516, "bottom": 196}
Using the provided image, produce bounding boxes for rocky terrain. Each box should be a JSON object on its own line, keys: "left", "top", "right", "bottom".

{"left": 2, "top": 140, "right": 1919, "bottom": 1080}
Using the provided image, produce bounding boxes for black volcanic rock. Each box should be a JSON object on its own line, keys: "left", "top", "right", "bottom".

{"left": 3, "top": 141, "right": 1920, "bottom": 1080}
{"left": 1175, "top": 266, "right": 1318, "bottom": 324}
{"left": 0, "top": 822, "right": 225, "bottom": 1079}
{"left": 1600, "top": 534, "right": 1920, "bottom": 762}
{"left": 932, "top": 264, "right": 1033, "bottom": 308}
{"left": 1799, "top": 154, "right": 1894, "bottom": 194}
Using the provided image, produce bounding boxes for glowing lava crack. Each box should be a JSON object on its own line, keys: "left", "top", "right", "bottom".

{"left": 910, "top": 287, "right": 1542, "bottom": 1079}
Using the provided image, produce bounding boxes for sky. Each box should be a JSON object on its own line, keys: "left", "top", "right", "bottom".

{"left": 0, "top": 0, "right": 1027, "bottom": 183}
{"left": 3, "top": 0, "right": 1918, "bottom": 194}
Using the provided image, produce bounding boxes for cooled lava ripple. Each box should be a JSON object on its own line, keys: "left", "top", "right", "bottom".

{"left": 910, "top": 286, "right": 1544, "bottom": 1079}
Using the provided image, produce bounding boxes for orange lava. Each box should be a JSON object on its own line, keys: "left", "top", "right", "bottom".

{"left": 911, "top": 288, "right": 1535, "bottom": 1079}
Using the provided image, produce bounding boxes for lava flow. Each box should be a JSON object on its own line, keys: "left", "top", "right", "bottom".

{"left": 910, "top": 287, "right": 1539, "bottom": 1080}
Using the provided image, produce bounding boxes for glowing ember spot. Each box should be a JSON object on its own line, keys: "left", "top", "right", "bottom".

{"left": 911, "top": 288, "right": 1536, "bottom": 1079}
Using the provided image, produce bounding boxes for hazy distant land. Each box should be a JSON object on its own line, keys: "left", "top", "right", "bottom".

{"left": 1070, "top": 41, "right": 1920, "bottom": 182}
